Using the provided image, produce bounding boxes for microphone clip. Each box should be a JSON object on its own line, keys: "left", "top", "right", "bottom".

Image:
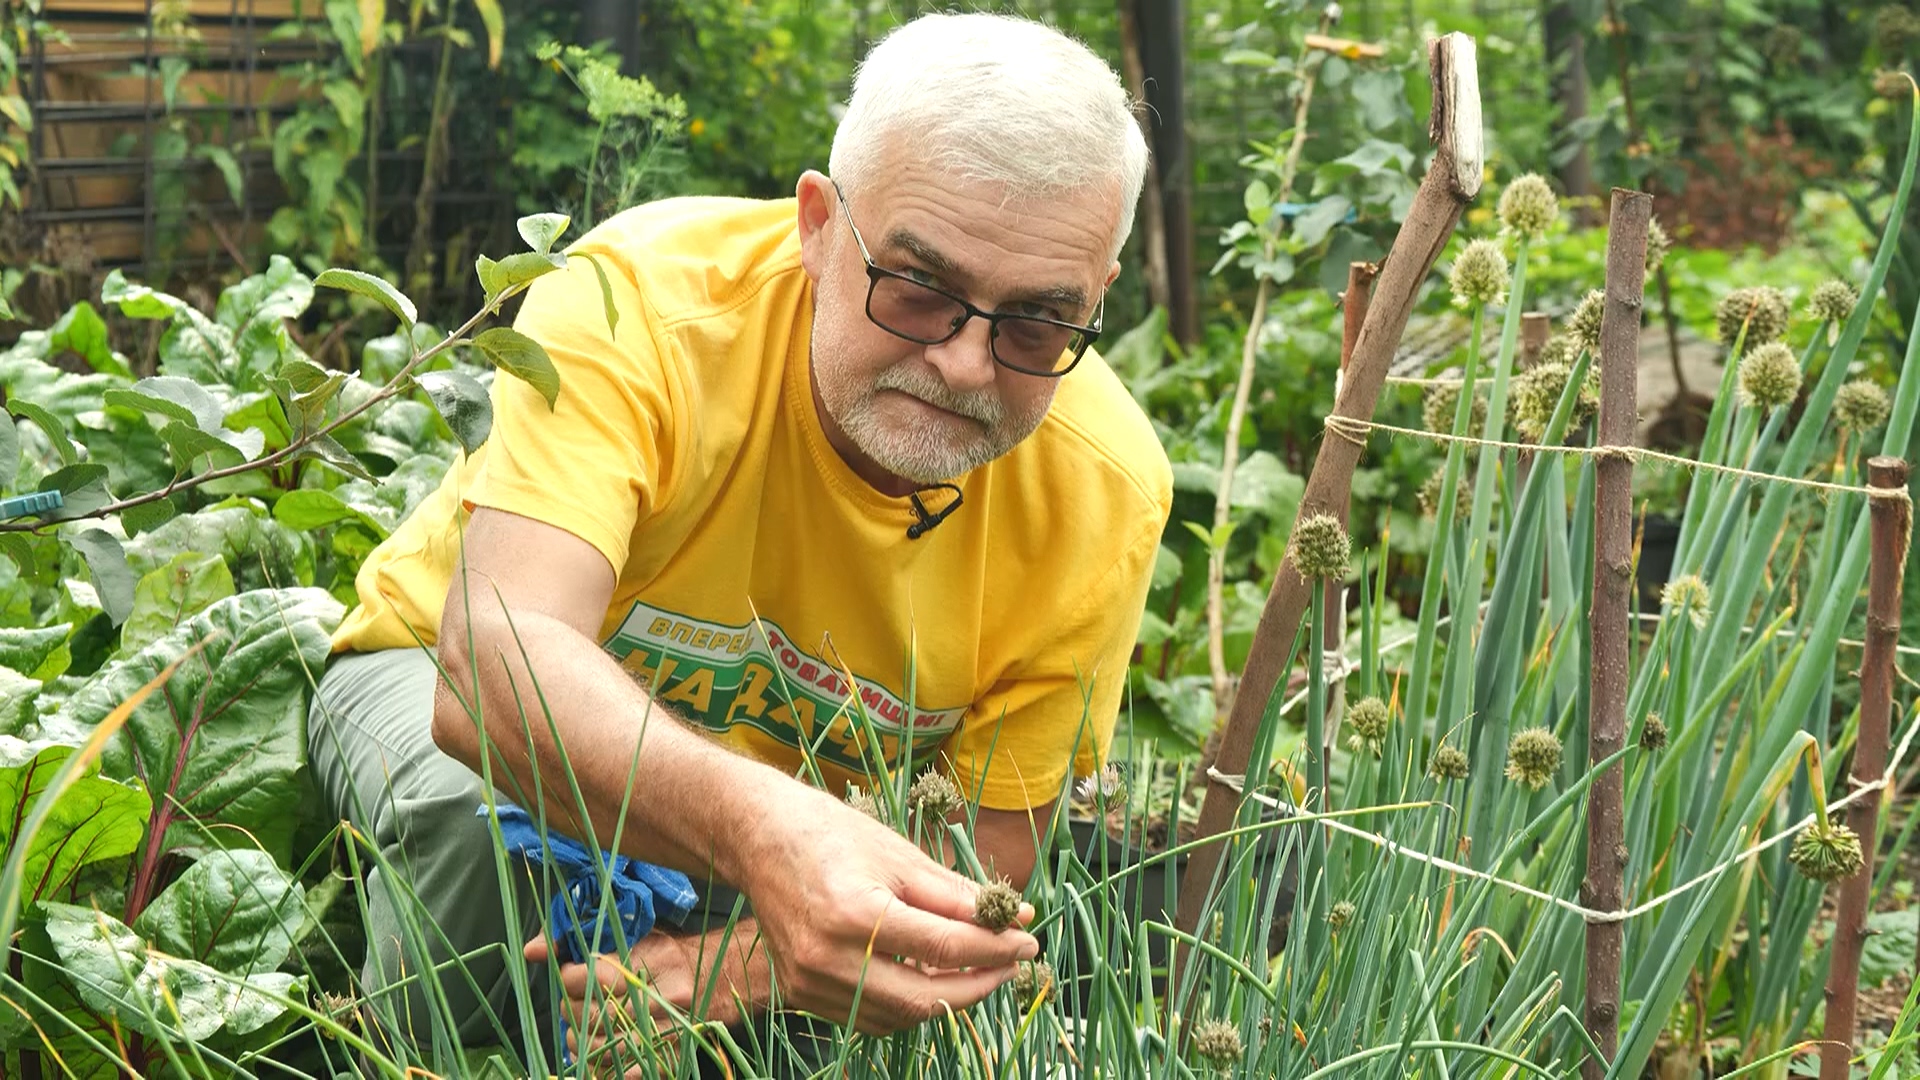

{"left": 906, "top": 483, "right": 964, "bottom": 539}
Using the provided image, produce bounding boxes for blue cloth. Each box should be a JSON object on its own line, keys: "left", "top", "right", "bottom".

{"left": 480, "top": 802, "right": 699, "bottom": 965}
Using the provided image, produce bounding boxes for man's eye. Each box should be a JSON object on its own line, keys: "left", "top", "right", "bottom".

{"left": 1003, "top": 301, "right": 1061, "bottom": 322}
{"left": 902, "top": 267, "right": 943, "bottom": 288}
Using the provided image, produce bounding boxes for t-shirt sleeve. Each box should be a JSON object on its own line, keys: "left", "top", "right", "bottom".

{"left": 943, "top": 511, "right": 1166, "bottom": 811}
{"left": 462, "top": 253, "right": 681, "bottom": 575}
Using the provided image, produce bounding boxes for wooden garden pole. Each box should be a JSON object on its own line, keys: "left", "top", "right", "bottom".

{"left": 1521, "top": 310, "right": 1550, "bottom": 365}
{"left": 1818, "top": 456, "right": 1911, "bottom": 1080}
{"left": 1583, "top": 186, "right": 1652, "bottom": 1080}
{"left": 1324, "top": 262, "right": 1378, "bottom": 740}
{"left": 1172, "top": 32, "right": 1482, "bottom": 984}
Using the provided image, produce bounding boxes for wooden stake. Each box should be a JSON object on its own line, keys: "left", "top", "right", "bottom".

{"left": 1583, "top": 186, "right": 1652, "bottom": 1080}
{"left": 1172, "top": 32, "right": 1482, "bottom": 989}
{"left": 1521, "top": 311, "right": 1550, "bottom": 366}
{"left": 1818, "top": 456, "right": 1911, "bottom": 1080}
{"left": 1325, "top": 263, "right": 1377, "bottom": 751}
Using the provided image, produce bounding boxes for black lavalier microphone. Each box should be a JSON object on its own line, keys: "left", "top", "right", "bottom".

{"left": 906, "top": 483, "right": 965, "bottom": 539}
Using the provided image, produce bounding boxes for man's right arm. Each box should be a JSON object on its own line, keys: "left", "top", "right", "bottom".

{"left": 430, "top": 507, "right": 1037, "bottom": 1034}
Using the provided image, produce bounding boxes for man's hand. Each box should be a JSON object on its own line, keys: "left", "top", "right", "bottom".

{"left": 729, "top": 783, "right": 1038, "bottom": 1036}
{"left": 526, "top": 922, "right": 771, "bottom": 1071}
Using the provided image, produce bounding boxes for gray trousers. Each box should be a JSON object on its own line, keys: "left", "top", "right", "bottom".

{"left": 307, "top": 647, "right": 558, "bottom": 1051}
{"left": 309, "top": 648, "right": 828, "bottom": 1074}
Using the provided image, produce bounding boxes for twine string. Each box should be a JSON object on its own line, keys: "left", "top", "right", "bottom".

{"left": 1323, "top": 414, "right": 1913, "bottom": 507}
{"left": 1206, "top": 710, "right": 1919, "bottom": 925}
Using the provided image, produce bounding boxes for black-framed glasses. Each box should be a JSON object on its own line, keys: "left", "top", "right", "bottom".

{"left": 831, "top": 180, "right": 1102, "bottom": 377}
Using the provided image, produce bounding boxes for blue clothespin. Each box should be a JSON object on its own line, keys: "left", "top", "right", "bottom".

{"left": 479, "top": 802, "right": 699, "bottom": 1066}
{"left": 0, "top": 490, "right": 61, "bottom": 521}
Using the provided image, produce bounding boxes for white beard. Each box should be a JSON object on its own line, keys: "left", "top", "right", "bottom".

{"left": 817, "top": 356, "right": 1047, "bottom": 484}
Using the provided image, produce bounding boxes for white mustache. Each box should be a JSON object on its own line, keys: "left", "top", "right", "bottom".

{"left": 872, "top": 366, "right": 1003, "bottom": 427}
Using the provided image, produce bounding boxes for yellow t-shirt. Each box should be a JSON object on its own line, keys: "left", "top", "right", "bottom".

{"left": 332, "top": 196, "right": 1172, "bottom": 810}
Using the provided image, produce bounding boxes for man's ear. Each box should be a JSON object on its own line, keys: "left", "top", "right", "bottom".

{"left": 1104, "top": 260, "right": 1122, "bottom": 288}
{"left": 796, "top": 171, "right": 837, "bottom": 282}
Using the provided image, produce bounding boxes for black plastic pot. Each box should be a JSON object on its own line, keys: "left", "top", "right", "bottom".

{"left": 1636, "top": 513, "right": 1683, "bottom": 611}
{"left": 1043, "top": 814, "right": 1297, "bottom": 1012}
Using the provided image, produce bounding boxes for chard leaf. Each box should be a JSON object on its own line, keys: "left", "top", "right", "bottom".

{"left": 77, "top": 588, "right": 342, "bottom": 863}
{"left": 0, "top": 738, "right": 150, "bottom": 910}
{"left": 43, "top": 901, "right": 304, "bottom": 1040}
{"left": 133, "top": 849, "right": 305, "bottom": 976}
{"left": 119, "top": 552, "right": 235, "bottom": 657}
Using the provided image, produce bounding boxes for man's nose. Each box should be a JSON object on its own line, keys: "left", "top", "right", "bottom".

{"left": 921, "top": 314, "right": 999, "bottom": 395}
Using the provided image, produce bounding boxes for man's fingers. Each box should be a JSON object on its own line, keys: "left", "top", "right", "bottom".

{"left": 524, "top": 935, "right": 550, "bottom": 964}
{"left": 895, "top": 864, "right": 1037, "bottom": 931}
{"left": 869, "top": 900, "right": 1037, "bottom": 971}
{"left": 559, "top": 954, "right": 634, "bottom": 999}
{"left": 840, "top": 959, "right": 1017, "bottom": 1036}
{"left": 894, "top": 862, "right": 987, "bottom": 924}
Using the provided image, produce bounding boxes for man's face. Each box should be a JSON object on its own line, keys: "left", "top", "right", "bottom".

{"left": 797, "top": 161, "right": 1121, "bottom": 492}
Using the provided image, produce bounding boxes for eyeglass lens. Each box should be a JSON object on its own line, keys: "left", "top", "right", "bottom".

{"left": 867, "top": 274, "right": 1085, "bottom": 375}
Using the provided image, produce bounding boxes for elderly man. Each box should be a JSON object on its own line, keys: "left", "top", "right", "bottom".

{"left": 308, "top": 9, "right": 1171, "bottom": 1057}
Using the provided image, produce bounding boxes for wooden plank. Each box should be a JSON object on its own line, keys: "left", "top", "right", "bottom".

{"left": 44, "top": 0, "right": 317, "bottom": 21}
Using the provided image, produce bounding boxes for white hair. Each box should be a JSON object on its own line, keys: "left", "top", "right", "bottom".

{"left": 828, "top": 12, "right": 1150, "bottom": 261}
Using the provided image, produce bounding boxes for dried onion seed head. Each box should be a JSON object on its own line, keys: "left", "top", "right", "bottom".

{"left": 1288, "top": 513, "right": 1351, "bottom": 581}
{"left": 1497, "top": 173, "right": 1559, "bottom": 239}
{"left": 1504, "top": 727, "right": 1563, "bottom": 791}
{"left": 1788, "top": 819, "right": 1866, "bottom": 884}
{"left": 1448, "top": 239, "right": 1509, "bottom": 308}
{"left": 1834, "top": 380, "right": 1891, "bottom": 433}
{"left": 1737, "top": 341, "right": 1802, "bottom": 411}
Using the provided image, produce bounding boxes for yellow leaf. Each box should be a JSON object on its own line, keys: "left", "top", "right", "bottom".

{"left": 357, "top": 0, "right": 383, "bottom": 56}
{"left": 472, "top": 0, "right": 504, "bottom": 69}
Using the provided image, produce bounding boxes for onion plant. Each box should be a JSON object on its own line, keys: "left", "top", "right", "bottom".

{"left": 5, "top": 75, "right": 1919, "bottom": 1080}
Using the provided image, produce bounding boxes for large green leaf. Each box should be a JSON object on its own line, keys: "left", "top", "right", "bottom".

{"left": 66, "top": 530, "right": 133, "bottom": 627}
{"left": 0, "top": 625, "right": 71, "bottom": 682}
{"left": 78, "top": 588, "right": 343, "bottom": 862}
{"left": 6, "top": 920, "right": 127, "bottom": 1072}
{"left": 79, "top": 401, "right": 174, "bottom": 499}
{"left": 0, "top": 409, "right": 17, "bottom": 492}
{"left": 42, "top": 901, "right": 303, "bottom": 1041}
{"left": 133, "top": 849, "right": 305, "bottom": 976}
{"left": 0, "top": 738, "right": 150, "bottom": 909}
{"left": 313, "top": 268, "right": 416, "bottom": 327}
{"left": 8, "top": 399, "right": 78, "bottom": 466}
{"left": 119, "top": 552, "right": 236, "bottom": 657}
{"left": 46, "top": 303, "right": 126, "bottom": 377}
{"left": 0, "top": 349, "right": 123, "bottom": 425}
{"left": 1228, "top": 450, "right": 1304, "bottom": 524}
{"left": 99, "top": 270, "right": 183, "bottom": 321}
{"left": 154, "top": 309, "right": 241, "bottom": 386}
{"left": 272, "top": 489, "right": 392, "bottom": 538}
{"left": 34, "top": 473, "right": 111, "bottom": 523}
{"left": 99, "top": 272, "right": 241, "bottom": 385}
{"left": 104, "top": 376, "right": 220, "bottom": 430}
{"left": 123, "top": 504, "right": 316, "bottom": 594}
{"left": 471, "top": 326, "right": 559, "bottom": 408}
{"left": 417, "top": 369, "right": 492, "bottom": 453}
{"left": 214, "top": 254, "right": 313, "bottom": 335}
{"left": 516, "top": 213, "right": 570, "bottom": 256}
{"left": 0, "top": 667, "right": 37, "bottom": 735}
{"left": 476, "top": 251, "right": 563, "bottom": 301}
